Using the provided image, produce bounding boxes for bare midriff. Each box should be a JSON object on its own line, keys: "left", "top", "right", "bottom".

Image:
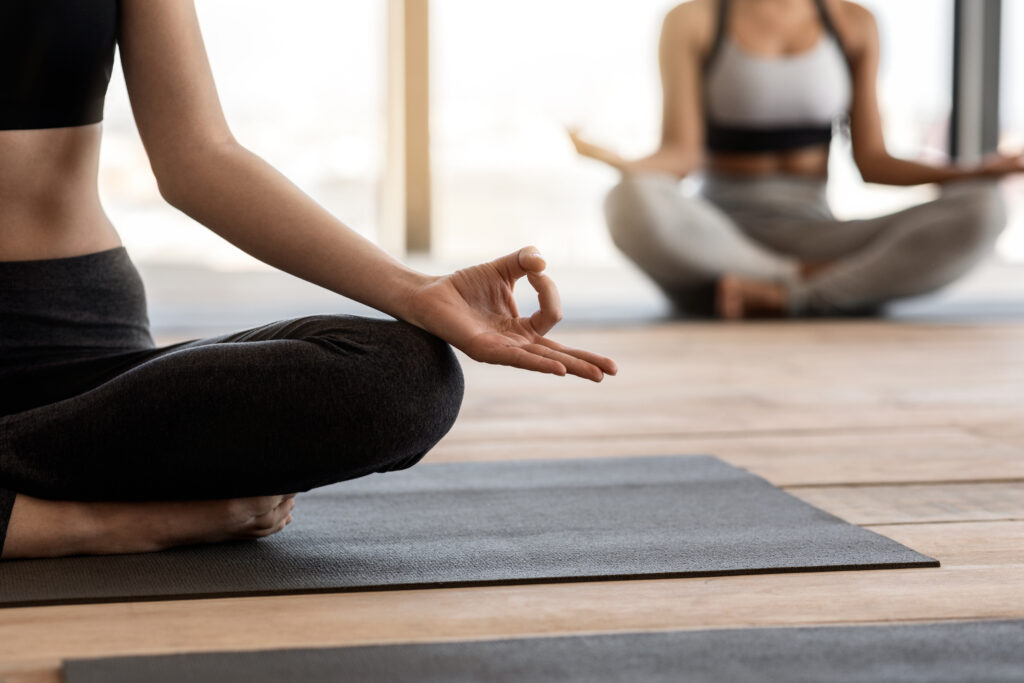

{"left": 707, "top": 144, "right": 831, "bottom": 178}
{"left": 0, "top": 124, "right": 121, "bottom": 262}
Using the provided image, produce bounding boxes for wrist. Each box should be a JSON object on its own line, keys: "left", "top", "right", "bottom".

{"left": 935, "top": 164, "right": 982, "bottom": 184}
{"left": 964, "top": 164, "right": 993, "bottom": 180}
{"left": 387, "top": 266, "right": 437, "bottom": 325}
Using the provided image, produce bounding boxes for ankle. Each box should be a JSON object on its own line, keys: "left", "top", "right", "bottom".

{"left": 799, "top": 260, "right": 832, "bottom": 279}
{"left": 2, "top": 497, "right": 100, "bottom": 559}
{"left": 85, "top": 501, "right": 170, "bottom": 555}
{"left": 717, "top": 275, "right": 789, "bottom": 319}
{"left": 763, "top": 282, "right": 787, "bottom": 310}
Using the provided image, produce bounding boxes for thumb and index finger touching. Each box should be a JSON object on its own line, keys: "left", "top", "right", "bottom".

{"left": 489, "top": 247, "right": 618, "bottom": 377}
{"left": 491, "top": 247, "right": 562, "bottom": 336}
{"left": 491, "top": 245, "right": 547, "bottom": 280}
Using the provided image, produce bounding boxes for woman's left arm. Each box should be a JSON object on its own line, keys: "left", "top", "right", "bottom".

{"left": 119, "top": 0, "right": 616, "bottom": 381}
{"left": 843, "top": 2, "right": 1023, "bottom": 186}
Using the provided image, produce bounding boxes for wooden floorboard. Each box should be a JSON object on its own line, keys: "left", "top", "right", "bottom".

{"left": 2, "top": 320, "right": 1023, "bottom": 680}
{"left": 430, "top": 428, "right": 1024, "bottom": 485}
{"left": 789, "top": 483, "right": 1024, "bottom": 525}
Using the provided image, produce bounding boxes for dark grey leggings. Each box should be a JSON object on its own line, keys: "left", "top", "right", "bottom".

{"left": 0, "top": 248, "right": 464, "bottom": 552}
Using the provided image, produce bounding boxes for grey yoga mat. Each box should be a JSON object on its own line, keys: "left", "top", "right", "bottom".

{"left": 62, "top": 620, "right": 1024, "bottom": 683}
{"left": 0, "top": 455, "right": 936, "bottom": 608}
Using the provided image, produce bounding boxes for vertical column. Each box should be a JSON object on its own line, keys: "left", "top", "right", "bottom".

{"left": 403, "top": 0, "right": 432, "bottom": 253}
{"left": 382, "top": 0, "right": 432, "bottom": 256}
{"left": 951, "top": 0, "right": 1002, "bottom": 163}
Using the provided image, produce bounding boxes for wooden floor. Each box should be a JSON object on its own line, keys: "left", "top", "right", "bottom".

{"left": 2, "top": 320, "right": 1023, "bottom": 682}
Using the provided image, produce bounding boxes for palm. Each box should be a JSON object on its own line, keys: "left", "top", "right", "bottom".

{"left": 408, "top": 248, "right": 617, "bottom": 381}
{"left": 980, "top": 153, "right": 1024, "bottom": 176}
{"left": 567, "top": 128, "right": 626, "bottom": 171}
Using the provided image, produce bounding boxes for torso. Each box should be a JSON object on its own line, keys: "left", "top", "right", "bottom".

{"left": 0, "top": 0, "right": 121, "bottom": 262}
{"left": 0, "top": 126, "right": 121, "bottom": 261}
{"left": 694, "top": 0, "right": 854, "bottom": 178}
{"left": 707, "top": 146, "right": 832, "bottom": 176}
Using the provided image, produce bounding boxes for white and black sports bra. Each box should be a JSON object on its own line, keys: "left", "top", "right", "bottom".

{"left": 703, "top": 0, "right": 852, "bottom": 153}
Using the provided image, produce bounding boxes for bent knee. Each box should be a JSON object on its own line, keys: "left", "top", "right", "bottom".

{"left": 372, "top": 322, "right": 465, "bottom": 443}
{"left": 296, "top": 317, "right": 464, "bottom": 438}
{"left": 946, "top": 183, "right": 1007, "bottom": 247}
{"left": 300, "top": 322, "right": 463, "bottom": 477}
{"left": 401, "top": 325, "right": 465, "bottom": 424}
{"left": 604, "top": 173, "right": 679, "bottom": 247}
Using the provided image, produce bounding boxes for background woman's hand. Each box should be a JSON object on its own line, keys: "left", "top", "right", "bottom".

{"left": 406, "top": 247, "right": 618, "bottom": 382}
{"left": 568, "top": 128, "right": 631, "bottom": 172}
{"left": 976, "top": 152, "right": 1024, "bottom": 178}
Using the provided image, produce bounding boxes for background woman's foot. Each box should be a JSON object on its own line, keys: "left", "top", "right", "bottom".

{"left": 2, "top": 494, "right": 296, "bottom": 559}
{"left": 716, "top": 275, "right": 789, "bottom": 320}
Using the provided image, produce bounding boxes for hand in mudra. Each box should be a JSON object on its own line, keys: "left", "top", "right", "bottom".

{"left": 407, "top": 247, "right": 618, "bottom": 382}
{"left": 567, "top": 128, "right": 628, "bottom": 171}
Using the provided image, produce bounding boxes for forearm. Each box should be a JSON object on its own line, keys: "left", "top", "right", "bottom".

{"left": 857, "top": 152, "right": 982, "bottom": 186}
{"left": 624, "top": 146, "right": 703, "bottom": 179}
{"left": 158, "top": 143, "right": 432, "bottom": 321}
{"left": 571, "top": 132, "right": 701, "bottom": 180}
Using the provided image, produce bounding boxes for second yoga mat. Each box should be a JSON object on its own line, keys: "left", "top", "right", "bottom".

{"left": 63, "top": 620, "right": 1024, "bottom": 683}
{"left": 0, "top": 455, "right": 937, "bottom": 607}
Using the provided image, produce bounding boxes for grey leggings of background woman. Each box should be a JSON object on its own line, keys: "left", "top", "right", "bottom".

{"left": 605, "top": 172, "right": 1008, "bottom": 315}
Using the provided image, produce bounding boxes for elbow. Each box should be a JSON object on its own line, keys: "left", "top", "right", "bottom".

{"left": 659, "top": 144, "right": 703, "bottom": 179}
{"left": 854, "top": 156, "right": 887, "bottom": 185}
{"left": 857, "top": 167, "right": 884, "bottom": 185}
{"left": 152, "top": 157, "right": 199, "bottom": 211}
{"left": 852, "top": 145, "right": 893, "bottom": 185}
{"left": 154, "top": 171, "right": 188, "bottom": 210}
{"left": 676, "top": 151, "right": 704, "bottom": 178}
{"left": 151, "top": 137, "right": 243, "bottom": 211}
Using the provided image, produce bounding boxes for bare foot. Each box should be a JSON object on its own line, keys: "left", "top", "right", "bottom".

{"left": 800, "top": 260, "right": 833, "bottom": 279}
{"left": 716, "top": 275, "right": 788, "bottom": 320}
{"left": 2, "top": 494, "right": 296, "bottom": 559}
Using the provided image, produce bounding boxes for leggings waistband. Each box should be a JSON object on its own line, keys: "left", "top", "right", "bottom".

{"left": 0, "top": 247, "right": 155, "bottom": 360}
{"left": 700, "top": 172, "right": 830, "bottom": 214}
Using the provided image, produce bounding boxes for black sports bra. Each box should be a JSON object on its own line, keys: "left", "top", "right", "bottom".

{"left": 0, "top": 0, "right": 119, "bottom": 131}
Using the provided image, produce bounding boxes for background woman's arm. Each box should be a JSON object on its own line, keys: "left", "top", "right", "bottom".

{"left": 844, "top": 2, "right": 1023, "bottom": 186}
{"left": 570, "top": 3, "right": 707, "bottom": 179}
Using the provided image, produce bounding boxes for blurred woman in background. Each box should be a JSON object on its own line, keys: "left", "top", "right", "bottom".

{"left": 572, "top": 0, "right": 1023, "bottom": 318}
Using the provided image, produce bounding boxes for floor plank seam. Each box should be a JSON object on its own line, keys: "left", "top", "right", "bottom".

{"left": 865, "top": 517, "right": 1024, "bottom": 527}
{"left": 783, "top": 479, "right": 1024, "bottom": 489}
{"left": 444, "top": 424, "right": 981, "bottom": 443}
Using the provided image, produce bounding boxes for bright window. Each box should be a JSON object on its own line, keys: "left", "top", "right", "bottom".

{"left": 99, "top": 0, "right": 386, "bottom": 270}
{"left": 431, "top": 0, "right": 676, "bottom": 265}
{"left": 432, "top": 0, "right": 957, "bottom": 265}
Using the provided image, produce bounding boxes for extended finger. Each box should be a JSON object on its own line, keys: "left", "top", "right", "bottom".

{"left": 481, "top": 345, "right": 567, "bottom": 377}
{"left": 526, "top": 271, "right": 563, "bottom": 336}
{"left": 535, "top": 336, "right": 618, "bottom": 376}
{"left": 524, "top": 343, "right": 604, "bottom": 382}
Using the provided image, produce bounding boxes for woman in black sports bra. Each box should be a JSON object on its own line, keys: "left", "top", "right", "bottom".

{"left": 0, "top": 2, "right": 617, "bottom": 559}
{"left": 572, "top": 0, "right": 1023, "bottom": 318}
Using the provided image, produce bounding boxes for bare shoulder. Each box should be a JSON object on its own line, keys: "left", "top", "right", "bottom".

{"left": 830, "top": 1, "right": 880, "bottom": 57}
{"left": 663, "top": 0, "right": 717, "bottom": 55}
